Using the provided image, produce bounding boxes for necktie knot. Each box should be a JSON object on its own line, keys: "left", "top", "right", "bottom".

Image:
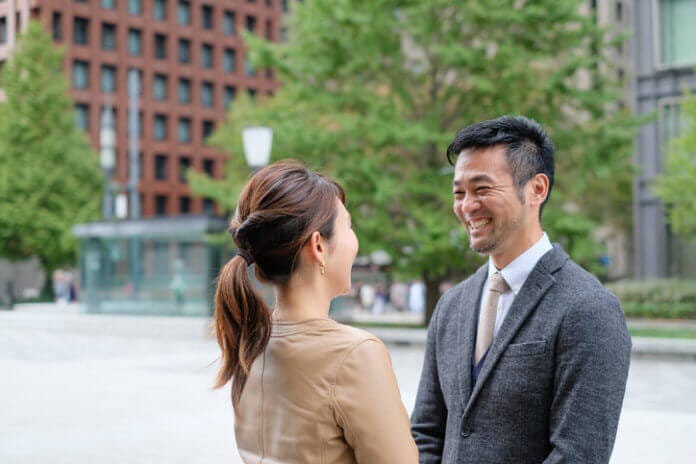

{"left": 489, "top": 273, "right": 509, "bottom": 294}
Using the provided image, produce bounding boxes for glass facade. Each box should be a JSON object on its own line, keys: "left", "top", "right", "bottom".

{"left": 74, "top": 218, "right": 226, "bottom": 316}
{"left": 659, "top": 0, "right": 696, "bottom": 66}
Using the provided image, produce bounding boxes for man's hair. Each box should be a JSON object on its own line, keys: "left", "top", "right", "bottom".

{"left": 446, "top": 115, "right": 555, "bottom": 214}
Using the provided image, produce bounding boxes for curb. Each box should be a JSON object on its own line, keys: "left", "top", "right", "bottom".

{"left": 3, "top": 310, "right": 696, "bottom": 360}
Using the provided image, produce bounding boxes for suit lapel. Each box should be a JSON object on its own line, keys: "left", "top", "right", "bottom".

{"left": 458, "top": 266, "right": 487, "bottom": 409}
{"left": 463, "top": 245, "right": 568, "bottom": 416}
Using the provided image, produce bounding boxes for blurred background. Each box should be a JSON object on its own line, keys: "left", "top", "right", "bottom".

{"left": 0, "top": 0, "right": 695, "bottom": 462}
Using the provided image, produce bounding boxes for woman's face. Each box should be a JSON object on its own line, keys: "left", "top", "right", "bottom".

{"left": 325, "top": 199, "right": 359, "bottom": 297}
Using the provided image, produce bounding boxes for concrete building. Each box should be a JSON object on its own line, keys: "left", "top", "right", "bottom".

{"left": 632, "top": 0, "right": 696, "bottom": 278}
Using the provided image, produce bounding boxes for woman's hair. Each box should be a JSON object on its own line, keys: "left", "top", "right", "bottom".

{"left": 214, "top": 161, "right": 346, "bottom": 404}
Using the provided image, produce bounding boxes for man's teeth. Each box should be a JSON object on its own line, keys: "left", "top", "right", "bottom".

{"left": 469, "top": 219, "right": 491, "bottom": 230}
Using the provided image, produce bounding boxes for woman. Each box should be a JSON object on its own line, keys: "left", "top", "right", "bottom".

{"left": 214, "top": 161, "right": 418, "bottom": 463}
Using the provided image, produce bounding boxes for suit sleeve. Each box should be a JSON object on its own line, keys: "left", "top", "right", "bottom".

{"left": 332, "top": 338, "right": 418, "bottom": 464}
{"left": 410, "top": 301, "right": 447, "bottom": 463}
{"left": 544, "top": 292, "right": 632, "bottom": 463}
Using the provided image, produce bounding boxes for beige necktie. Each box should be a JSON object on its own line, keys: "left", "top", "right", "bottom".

{"left": 475, "top": 273, "right": 510, "bottom": 364}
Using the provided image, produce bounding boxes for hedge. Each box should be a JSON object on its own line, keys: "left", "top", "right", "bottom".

{"left": 605, "top": 279, "right": 696, "bottom": 319}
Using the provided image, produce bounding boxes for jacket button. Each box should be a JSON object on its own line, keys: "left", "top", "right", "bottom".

{"left": 460, "top": 422, "right": 471, "bottom": 438}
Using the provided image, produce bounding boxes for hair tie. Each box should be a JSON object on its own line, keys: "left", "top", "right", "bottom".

{"left": 236, "top": 248, "right": 254, "bottom": 266}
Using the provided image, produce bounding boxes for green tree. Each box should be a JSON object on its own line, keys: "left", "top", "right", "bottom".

{"left": 0, "top": 21, "right": 102, "bottom": 297}
{"left": 193, "top": 0, "right": 637, "bottom": 322}
{"left": 654, "top": 91, "right": 696, "bottom": 237}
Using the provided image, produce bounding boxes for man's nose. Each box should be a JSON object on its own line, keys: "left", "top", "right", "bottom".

{"left": 461, "top": 195, "right": 481, "bottom": 214}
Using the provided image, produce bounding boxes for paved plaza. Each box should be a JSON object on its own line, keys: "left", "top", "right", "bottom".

{"left": 1, "top": 314, "right": 695, "bottom": 463}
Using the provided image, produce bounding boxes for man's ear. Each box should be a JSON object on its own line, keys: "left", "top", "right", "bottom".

{"left": 527, "top": 173, "right": 549, "bottom": 208}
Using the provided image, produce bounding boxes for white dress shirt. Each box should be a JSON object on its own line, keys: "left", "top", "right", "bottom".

{"left": 479, "top": 233, "right": 553, "bottom": 339}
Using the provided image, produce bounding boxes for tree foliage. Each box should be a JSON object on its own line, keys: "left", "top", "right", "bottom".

{"left": 0, "top": 21, "right": 102, "bottom": 287}
{"left": 193, "top": 0, "right": 638, "bottom": 321}
{"left": 653, "top": 91, "right": 696, "bottom": 237}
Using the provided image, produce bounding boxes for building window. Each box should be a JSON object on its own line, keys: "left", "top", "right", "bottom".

{"left": 201, "top": 82, "right": 214, "bottom": 107}
{"left": 265, "top": 20, "right": 272, "bottom": 40}
{"left": 244, "top": 56, "right": 255, "bottom": 76}
{"left": 224, "top": 10, "right": 236, "bottom": 35}
{"left": 248, "top": 88, "right": 257, "bottom": 98}
{"left": 52, "top": 13, "right": 62, "bottom": 40}
{"left": 179, "top": 196, "right": 191, "bottom": 214}
{"left": 203, "top": 159, "right": 215, "bottom": 176}
{"left": 179, "top": 157, "right": 191, "bottom": 182}
{"left": 202, "top": 120, "right": 215, "bottom": 139}
{"left": 154, "top": 154, "right": 168, "bottom": 180}
{"left": 128, "top": 29, "right": 142, "bottom": 56}
{"left": 154, "top": 114, "right": 168, "bottom": 140}
{"left": 659, "top": 0, "right": 696, "bottom": 66}
{"left": 153, "top": 0, "right": 167, "bottom": 20}
{"left": 202, "top": 4, "right": 214, "bottom": 29}
{"left": 177, "top": 0, "right": 191, "bottom": 25}
{"left": 246, "top": 15, "right": 256, "bottom": 33}
{"left": 203, "top": 198, "right": 215, "bottom": 215}
{"left": 153, "top": 74, "right": 168, "bottom": 100}
{"left": 75, "top": 104, "right": 89, "bottom": 130}
{"left": 73, "top": 60, "right": 89, "bottom": 89}
{"left": 615, "top": 1, "right": 623, "bottom": 22}
{"left": 128, "top": 0, "right": 143, "bottom": 15}
{"left": 101, "top": 65, "right": 116, "bottom": 93}
{"left": 0, "top": 17, "right": 7, "bottom": 44}
{"left": 73, "top": 17, "right": 89, "bottom": 45}
{"left": 178, "top": 38, "right": 191, "bottom": 63}
{"left": 154, "top": 33, "right": 167, "bottom": 59}
{"left": 101, "top": 0, "right": 117, "bottom": 8}
{"left": 281, "top": 0, "right": 289, "bottom": 13}
{"left": 661, "top": 104, "right": 686, "bottom": 147}
{"left": 201, "top": 43, "right": 214, "bottom": 68}
{"left": 224, "top": 86, "right": 236, "bottom": 109}
{"left": 101, "top": 23, "right": 116, "bottom": 50}
{"left": 178, "top": 78, "right": 191, "bottom": 104}
{"left": 178, "top": 118, "right": 191, "bottom": 143}
{"left": 266, "top": 0, "right": 273, "bottom": 6}
{"left": 155, "top": 195, "right": 168, "bottom": 216}
{"left": 223, "top": 48, "right": 236, "bottom": 73}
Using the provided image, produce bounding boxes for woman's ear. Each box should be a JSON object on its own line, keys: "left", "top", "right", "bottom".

{"left": 306, "top": 231, "right": 325, "bottom": 265}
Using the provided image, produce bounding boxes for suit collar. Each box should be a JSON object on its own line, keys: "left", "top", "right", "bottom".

{"left": 462, "top": 244, "right": 569, "bottom": 414}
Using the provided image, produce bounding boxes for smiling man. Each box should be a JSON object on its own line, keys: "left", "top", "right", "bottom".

{"left": 411, "top": 116, "right": 631, "bottom": 464}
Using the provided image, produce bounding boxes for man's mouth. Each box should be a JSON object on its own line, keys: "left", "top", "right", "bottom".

{"left": 468, "top": 218, "right": 492, "bottom": 231}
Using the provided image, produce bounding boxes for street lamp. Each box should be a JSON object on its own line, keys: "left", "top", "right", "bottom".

{"left": 241, "top": 126, "right": 273, "bottom": 171}
{"left": 99, "top": 105, "right": 116, "bottom": 219}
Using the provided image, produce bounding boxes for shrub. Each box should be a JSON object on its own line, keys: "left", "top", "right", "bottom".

{"left": 606, "top": 279, "right": 696, "bottom": 319}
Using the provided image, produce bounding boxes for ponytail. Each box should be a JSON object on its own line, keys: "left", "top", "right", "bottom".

{"left": 213, "top": 254, "right": 271, "bottom": 406}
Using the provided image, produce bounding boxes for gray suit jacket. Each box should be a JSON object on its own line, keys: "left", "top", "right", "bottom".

{"left": 411, "top": 245, "right": 631, "bottom": 463}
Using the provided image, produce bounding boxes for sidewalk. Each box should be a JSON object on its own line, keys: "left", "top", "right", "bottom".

{"left": 3, "top": 303, "right": 696, "bottom": 360}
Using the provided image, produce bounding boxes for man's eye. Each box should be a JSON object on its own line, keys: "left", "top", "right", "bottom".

{"left": 476, "top": 186, "right": 490, "bottom": 192}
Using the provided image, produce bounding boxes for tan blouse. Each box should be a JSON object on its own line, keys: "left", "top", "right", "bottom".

{"left": 233, "top": 318, "right": 418, "bottom": 463}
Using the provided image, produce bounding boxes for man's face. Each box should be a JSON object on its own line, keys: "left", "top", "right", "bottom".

{"left": 452, "top": 146, "right": 531, "bottom": 260}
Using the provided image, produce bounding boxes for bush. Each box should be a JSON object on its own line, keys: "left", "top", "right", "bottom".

{"left": 606, "top": 279, "right": 696, "bottom": 319}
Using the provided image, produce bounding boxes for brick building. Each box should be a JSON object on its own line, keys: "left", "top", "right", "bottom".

{"left": 0, "top": 0, "right": 281, "bottom": 217}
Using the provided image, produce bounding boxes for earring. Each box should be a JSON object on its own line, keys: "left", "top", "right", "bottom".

{"left": 320, "top": 261, "right": 326, "bottom": 275}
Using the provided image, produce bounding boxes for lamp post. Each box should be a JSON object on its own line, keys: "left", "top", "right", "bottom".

{"left": 99, "top": 106, "right": 116, "bottom": 219}
{"left": 241, "top": 126, "right": 273, "bottom": 172}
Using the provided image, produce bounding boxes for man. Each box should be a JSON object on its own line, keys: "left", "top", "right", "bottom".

{"left": 411, "top": 116, "right": 631, "bottom": 463}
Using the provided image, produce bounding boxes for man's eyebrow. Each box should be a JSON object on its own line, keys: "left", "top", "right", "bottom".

{"left": 453, "top": 174, "right": 495, "bottom": 187}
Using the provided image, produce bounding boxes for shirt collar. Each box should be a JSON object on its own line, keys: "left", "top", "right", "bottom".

{"left": 487, "top": 232, "right": 553, "bottom": 295}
